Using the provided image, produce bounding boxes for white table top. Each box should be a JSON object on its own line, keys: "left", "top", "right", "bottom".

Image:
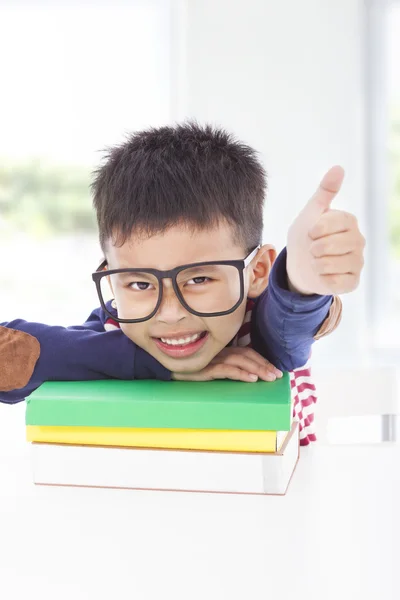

{"left": 1, "top": 403, "right": 399, "bottom": 600}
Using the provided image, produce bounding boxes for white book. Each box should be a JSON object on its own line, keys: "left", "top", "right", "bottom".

{"left": 31, "top": 421, "right": 299, "bottom": 496}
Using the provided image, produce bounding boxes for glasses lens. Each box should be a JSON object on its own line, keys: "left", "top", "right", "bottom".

{"left": 177, "top": 264, "right": 241, "bottom": 313}
{"left": 99, "top": 271, "right": 160, "bottom": 320}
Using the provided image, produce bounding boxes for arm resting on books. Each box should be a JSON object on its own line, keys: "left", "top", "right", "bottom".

{"left": 0, "top": 317, "right": 171, "bottom": 404}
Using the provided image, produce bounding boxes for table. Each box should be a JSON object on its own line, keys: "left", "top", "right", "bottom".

{"left": 1, "top": 402, "right": 399, "bottom": 600}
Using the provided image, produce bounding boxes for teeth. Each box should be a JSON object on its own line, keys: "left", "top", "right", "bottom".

{"left": 160, "top": 332, "right": 203, "bottom": 346}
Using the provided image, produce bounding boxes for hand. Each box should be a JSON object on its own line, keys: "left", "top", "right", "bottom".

{"left": 286, "top": 166, "right": 366, "bottom": 296}
{"left": 171, "top": 347, "right": 283, "bottom": 382}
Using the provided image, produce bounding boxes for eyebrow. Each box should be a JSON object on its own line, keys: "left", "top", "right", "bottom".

{"left": 110, "top": 261, "right": 225, "bottom": 272}
{"left": 180, "top": 264, "right": 221, "bottom": 274}
{"left": 115, "top": 270, "right": 155, "bottom": 279}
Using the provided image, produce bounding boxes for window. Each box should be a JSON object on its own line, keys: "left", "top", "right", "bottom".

{"left": 365, "top": 0, "right": 400, "bottom": 360}
{"left": 0, "top": 0, "right": 171, "bottom": 326}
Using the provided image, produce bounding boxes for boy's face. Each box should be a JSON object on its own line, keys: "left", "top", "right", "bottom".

{"left": 105, "top": 222, "right": 276, "bottom": 374}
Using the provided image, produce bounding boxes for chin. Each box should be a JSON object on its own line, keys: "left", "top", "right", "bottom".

{"left": 152, "top": 345, "right": 215, "bottom": 372}
{"left": 161, "top": 354, "right": 211, "bottom": 373}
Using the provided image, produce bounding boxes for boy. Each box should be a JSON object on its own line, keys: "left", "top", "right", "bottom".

{"left": 0, "top": 123, "right": 365, "bottom": 445}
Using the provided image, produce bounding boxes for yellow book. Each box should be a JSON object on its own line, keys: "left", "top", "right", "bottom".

{"left": 26, "top": 425, "right": 289, "bottom": 453}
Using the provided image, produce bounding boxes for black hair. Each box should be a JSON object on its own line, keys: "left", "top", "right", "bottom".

{"left": 91, "top": 121, "right": 266, "bottom": 254}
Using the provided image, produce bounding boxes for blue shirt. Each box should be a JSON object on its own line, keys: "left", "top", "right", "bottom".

{"left": 0, "top": 248, "right": 333, "bottom": 404}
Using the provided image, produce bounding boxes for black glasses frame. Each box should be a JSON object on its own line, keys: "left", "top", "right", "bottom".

{"left": 92, "top": 245, "right": 261, "bottom": 324}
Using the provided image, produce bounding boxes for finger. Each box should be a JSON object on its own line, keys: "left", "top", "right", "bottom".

{"left": 171, "top": 371, "right": 206, "bottom": 382}
{"left": 220, "top": 350, "right": 282, "bottom": 380}
{"left": 320, "top": 273, "right": 360, "bottom": 294}
{"left": 208, "top": 364, "right": 262, "bottom": 382}
{"left": 309, "top": 210, "right": 358, "bottom": 240}
{"left": 304, "top": 165, "right": 345, "bottom": 219}
{"left": 212, "top": 354, "right": 276, "bottom": 381}
{"left": 243, "top": 348, "right": 283, "bottom": 376}
{"left": 310, "top": 231, "right": 366, "bottom": 258}
{"left": 227, "top": 347, "right": 283, "bottom": 378}
{"left": 172, "top": 367, "right": 252, "bottom": 382}
{"left": 312, "top": 253, "right": 364, "bottom": 275}
{"left": 237, "top": 358, "right": 278, "bottom": 382}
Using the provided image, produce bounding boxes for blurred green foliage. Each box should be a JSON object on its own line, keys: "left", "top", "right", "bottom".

{"left": 0, "top": 117, "right": 399, "bottom": 256}
{"left": 0, "top": 158, "right": 96, "bottom": 238}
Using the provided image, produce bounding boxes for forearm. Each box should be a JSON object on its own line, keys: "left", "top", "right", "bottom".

{"left": 0, "top": 315, "right": 173, "bottom": 403}
{"left": 251, "top": 248, "right": 339, "bottom": 371}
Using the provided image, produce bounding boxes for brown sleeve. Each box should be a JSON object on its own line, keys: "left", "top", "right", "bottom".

{"left": 0, "top": 326, "right": 41, "bottom": 392}
{"left": 313, "top": 295, "right": 343, "bottom": 340}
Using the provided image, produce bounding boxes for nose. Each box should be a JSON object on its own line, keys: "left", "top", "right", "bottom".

{"left": 155, "top": 279, "right": 188, "bottom": 323}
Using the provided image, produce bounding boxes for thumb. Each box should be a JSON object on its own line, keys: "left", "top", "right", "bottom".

{"left": 305, "top": 165, "right": 345, "bottom": 218}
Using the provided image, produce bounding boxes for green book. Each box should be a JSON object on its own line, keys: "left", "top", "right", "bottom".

{"left": 25, "top": 374, "right": 291, "bottom": 431}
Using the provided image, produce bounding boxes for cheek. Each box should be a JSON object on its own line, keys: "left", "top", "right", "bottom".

{"left": 119, "top": 306, "right": 247, "bottom": 355}
{"left": 203, "top": 308, "right": 246, "bottom": 344}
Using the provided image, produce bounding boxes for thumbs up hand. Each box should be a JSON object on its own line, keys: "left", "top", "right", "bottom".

{"left": 286, "top": 166, "right": 365, "bottom": 296}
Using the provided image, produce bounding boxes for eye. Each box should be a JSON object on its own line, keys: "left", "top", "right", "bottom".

{"left": 187, "top": 276, "right": 211, "bottom": 285}
{"left": 128, "top": 281, "right": 156, "bottom": 291}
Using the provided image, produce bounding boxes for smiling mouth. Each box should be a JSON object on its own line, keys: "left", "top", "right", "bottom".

{"left": 152, "top": 331, "right": 209, "bottom": 358}
{"left": 155, "top": 331, "right": 206, "bottom": 345}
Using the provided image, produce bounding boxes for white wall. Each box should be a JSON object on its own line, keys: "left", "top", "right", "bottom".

{"left": 170, "top": 0, "right": 368, "bottom": 366}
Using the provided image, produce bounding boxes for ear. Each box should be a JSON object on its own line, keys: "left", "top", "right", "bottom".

{"left": 101, "top": 262, "right": 115, "bottom": 298}
{"left": 246, "top": 244, "right": 277, "bottom": 298}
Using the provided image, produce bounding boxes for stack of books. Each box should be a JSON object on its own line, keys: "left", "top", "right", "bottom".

{"left": 26, "top": 374, "right": 300, "bottom": 495}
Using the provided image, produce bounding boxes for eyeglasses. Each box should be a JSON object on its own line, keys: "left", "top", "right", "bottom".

{"left": 92, "top": 245, "right": 261, "bottom": 324}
